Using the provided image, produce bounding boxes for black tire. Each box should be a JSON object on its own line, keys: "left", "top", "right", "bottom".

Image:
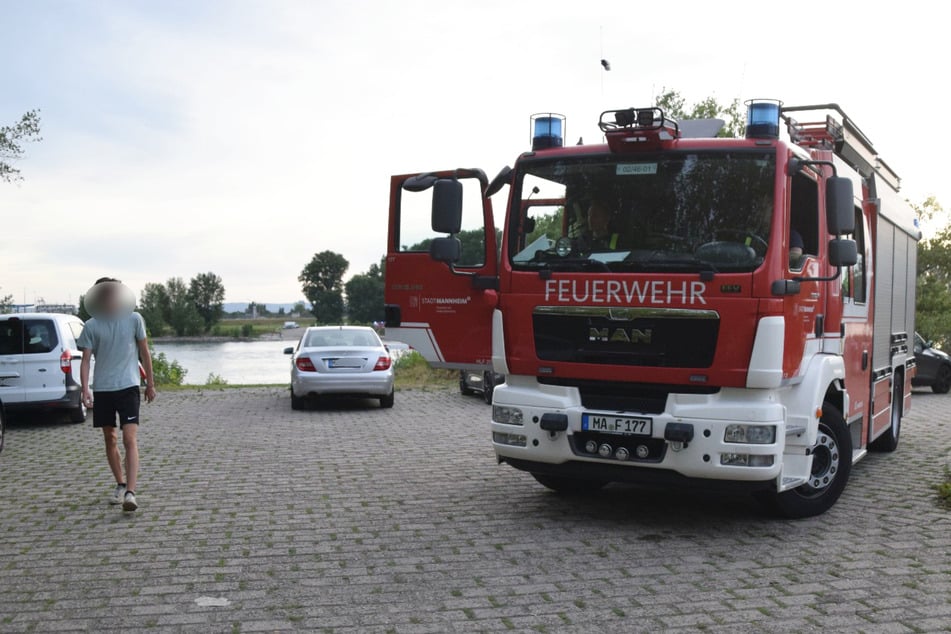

{"left": 932, "top": 365, "right": 951, "bottom": 394}
{"left": 68, "top": 401, "right": 87, "bottom": 424}
{"left": 766, "top": 404, "right": 852, "bottom": 519}
{"left": 0, "top": 404, "right": 5, "bottom": 454}
{"left": 482, "top": 372, "right": 495, "bottom": 405}
{"left": 870, "top": 377, "right": 902, "bottom": 452}
{"left": 531, "top": 473, "right": 608, "bottom": 495}
{"left": 380, "top": 391, "right": 395, "bottom": 409}
{"left": 459, "top": 372, "right": 475, "bottom": 396}
{"left": 290, "top": 392, "right": 306, "bottom": 411}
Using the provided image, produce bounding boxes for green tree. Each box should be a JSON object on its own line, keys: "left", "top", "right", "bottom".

{"left": 915, "top": 197, "right": 951, "bottom": 347}
{"left": 655, "top": 88, "right": 744, "bottom": 138}
{"left": 139, "top": 282, "right": 170, "bottom": 336}
{"left": 409, "top": 228, "right": 500, "bottom": 267}
{"left": 77, "top": 294, "right": 91, "bottom": 321}
{"left": 188, "top": 272, "right": 225, "bottom": 331}
{"left": 292, "top": 301, "right": 307, "bottom": 316}
{"left": 165, "top": 277, "right": 204, "bottom": 336}
{"left": 345, "top": 259, "right": 385, "bottom": 324}
{"left": 1, "top": 110, "right": 42, "bottom": 183}
{"left": 299, "top": 251, "right": 349, "bottom": 323}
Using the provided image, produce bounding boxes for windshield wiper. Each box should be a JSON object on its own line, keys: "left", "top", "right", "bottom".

{"left": 642, "top": 254, "right": 720, "bottom": 274}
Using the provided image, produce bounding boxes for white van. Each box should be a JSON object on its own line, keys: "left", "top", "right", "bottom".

{"left": 0, "top": 313, "right": 88, "bottom": 423}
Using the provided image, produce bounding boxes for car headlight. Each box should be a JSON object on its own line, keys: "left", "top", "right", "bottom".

{"left": 724, "top": 424, "right": 776, "bottom": 444}
{"left": 493, "top": 405, "right": 524, "bottom": 426}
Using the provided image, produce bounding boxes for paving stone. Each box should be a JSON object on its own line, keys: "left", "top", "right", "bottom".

{"left": 0, "top": 386, "right": 948, "bottom": 632}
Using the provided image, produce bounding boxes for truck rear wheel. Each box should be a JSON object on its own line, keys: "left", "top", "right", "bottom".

{"left": 766, "top": 404, "right": 851, "bottom": 519}
{"left": 870, "top": 378, "right": 902, "bottom": 452}
{"left": 531, "top": 473, "right": 608, "bottom": 495}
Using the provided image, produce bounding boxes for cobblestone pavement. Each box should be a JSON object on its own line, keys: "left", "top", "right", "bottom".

{"left": 0, "top": 386, "right": 948, "bottom": 633}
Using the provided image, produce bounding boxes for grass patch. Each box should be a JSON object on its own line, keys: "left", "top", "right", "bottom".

{"left": 934, "top": 465, "right": 951, "bottom": 509}
{"left": 393, "top": 351, "right": 456, "bottom": 390}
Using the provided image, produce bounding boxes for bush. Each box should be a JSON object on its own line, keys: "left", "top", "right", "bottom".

{"left": 393, "top": 350, "right": 455, "bottom": 389}
{"left": 240, "top": 323, "right": 254, "bottom": 337}
{"left": 204, "top": 372, "right": 228, "bottom": 386}
{"left": 151, "top": 349, "right": 187, "bottom": 386}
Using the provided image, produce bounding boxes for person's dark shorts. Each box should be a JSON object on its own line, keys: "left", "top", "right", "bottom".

{"left": 92, "top": 387, "right": 141, "bottom": 428}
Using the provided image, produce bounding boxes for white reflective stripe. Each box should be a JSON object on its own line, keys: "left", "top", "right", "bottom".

{"left": 747, "top": 316, "right": 785, "bottom": 389}
{"left": 387, "top": 324, "right": 445, "bottom": 363}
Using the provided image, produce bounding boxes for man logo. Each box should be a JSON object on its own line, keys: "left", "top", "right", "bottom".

{"left": 589, "top": 327, "right": 652, "bottom": 344}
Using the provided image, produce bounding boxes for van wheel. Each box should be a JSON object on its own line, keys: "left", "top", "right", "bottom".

{"left": 380, "top": 391, "right": 395, "bottom": 409}
{"left": 290, "top": 392, "right": 306, "bottom": 411}
{"left": 69, "top": 401, "right": 87, "bottom": 424}
{"left": 531, "top": 473, "right": 608, "bottom": 495}
{"left": 0, "top": 406, "right": 5, "bottom": 454}
{"left": 765, "top": 404, "right": 851, "bottom": 518}
{"left": 870, "top": 378, "right": 902, "bottom": 452}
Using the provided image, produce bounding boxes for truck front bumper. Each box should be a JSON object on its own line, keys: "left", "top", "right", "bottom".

{"left": 491, "top": 376, "right": 787, "bottom": 483}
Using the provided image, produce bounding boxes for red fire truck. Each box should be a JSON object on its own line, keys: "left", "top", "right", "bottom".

{"left": 384, "top": 101, "right": 919, "bottom": 517}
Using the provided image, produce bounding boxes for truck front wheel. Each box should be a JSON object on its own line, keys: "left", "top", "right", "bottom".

{"left": 766, "top": 404, "right": 852, "bottom": 519}
{"left": 531, "top": 473, "right": 608, "bottom": 495}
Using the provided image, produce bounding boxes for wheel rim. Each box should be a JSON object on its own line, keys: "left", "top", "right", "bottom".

{"left": 799, "top": 425, "right": 840, "bottom": 497}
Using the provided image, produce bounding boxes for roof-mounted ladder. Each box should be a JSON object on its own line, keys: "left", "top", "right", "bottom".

{"left": 781, "top": 103, "right": 901, "bottom": 192}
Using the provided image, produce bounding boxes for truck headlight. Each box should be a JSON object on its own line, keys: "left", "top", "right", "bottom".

{"left": 724, "top": 424, "right": 776, "bottom": 444}
{"left": 493, "top": 405, "right": 524, "bottom": 426}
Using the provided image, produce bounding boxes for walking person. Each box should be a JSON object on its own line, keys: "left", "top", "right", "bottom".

{"left": 78, "top": 278, "right": 156, "bottom": 512}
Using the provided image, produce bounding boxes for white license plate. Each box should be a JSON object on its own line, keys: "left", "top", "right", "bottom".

{"left": 582, "top": 413, "right": 652, "bottom": 436}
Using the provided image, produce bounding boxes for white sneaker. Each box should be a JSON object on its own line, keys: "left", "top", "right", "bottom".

{"left": 110, "top": 484, "right": 126, "bottom": 505}
{"left": 122, "top": 491, "right": 138, "bottom": 512}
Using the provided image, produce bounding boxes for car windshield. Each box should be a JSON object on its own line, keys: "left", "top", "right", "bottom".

{"left": 304, "top": 330, "right": 379, "bottom": 348}
{"left": 509, "top": 151, "right": 775, "bottom": 273}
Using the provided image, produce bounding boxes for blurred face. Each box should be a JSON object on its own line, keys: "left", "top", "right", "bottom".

{"left": 588, "top": 202, "right": 611, "bottom": 237}
{"left": 789, "top": 246, "right": 803, "bottom": 267}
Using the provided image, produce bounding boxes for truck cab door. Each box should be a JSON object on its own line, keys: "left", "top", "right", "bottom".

{"left": 384, "top": 169, "right": 498, "bottom": 369}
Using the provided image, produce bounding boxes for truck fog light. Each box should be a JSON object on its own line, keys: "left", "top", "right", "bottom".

{"left": 598, "top": 443, "right": 613, "bottom": 458}
{"left": 615, "top": 447, "right": 630, "bottom": 461}
{"left": 492, "top": 432, "right": 527, "bottom": 447}
{"left": 584, "top": 440, "right": 598, "bottom": 454}
{"left": 635, "top": 444, "right": 650, "bottom": 459}
{"left": 720, "top": 452, "right": 748, "bottom": 466}
{"left": 724, "top": 424, "right": 775, "bottom": 444}
{"left": 747, "top": 455, "right": 774, "bottom": 467}
{"left": 493, "top": 405, "right": 524, "bottom": 426}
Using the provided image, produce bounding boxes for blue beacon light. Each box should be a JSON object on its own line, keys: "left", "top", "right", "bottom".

{"left": 745, "top": 99, "right": 783, "bottom": 139}
{"left": 531, "top": 113, "right": 565, "bottom": 150}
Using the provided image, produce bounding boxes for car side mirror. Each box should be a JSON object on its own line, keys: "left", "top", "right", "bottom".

{"left": 283, "top": 347, "right": 294, "bottom": 355}
{"left": 430, "top": 237, "right": 461, "bottom": 264}
{"left": 826, "top": 177, "right": 855, "bottom": 235}
{"left": 828, "top": 238, "right": 857, "bottom": 267}
{"left": 432, "top": 179, "right": 463, "bottom": 234}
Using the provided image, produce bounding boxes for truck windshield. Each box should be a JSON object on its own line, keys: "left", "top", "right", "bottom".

{"left": 509, "top": 151, "right": 775, "bottom": 273}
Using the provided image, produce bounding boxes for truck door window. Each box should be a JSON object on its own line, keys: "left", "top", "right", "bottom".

{"left": 789, "top": 172, "right": 819, "bottom": 271}
{"left": 843, "top": 207, "right": 867, "bottom": 303}
{"left": 398, "top": 180, "right": 488, "bottom": 267}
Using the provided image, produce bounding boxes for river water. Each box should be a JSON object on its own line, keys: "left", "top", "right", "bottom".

{"left": 153, "top": 339, "right": 409, "bottom": 385}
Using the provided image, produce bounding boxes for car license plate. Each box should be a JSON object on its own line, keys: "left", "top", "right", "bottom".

{"left": 582, "top": 413, "right": 652, "bottom": 436}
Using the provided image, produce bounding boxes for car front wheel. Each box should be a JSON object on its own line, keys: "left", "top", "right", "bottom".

{"left": 932, "top": 365, "right": 951, "bottom": 394}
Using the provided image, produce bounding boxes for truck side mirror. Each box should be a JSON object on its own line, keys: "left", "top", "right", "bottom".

{"left": 826, "top": 177, "right": 855, "bottom": 235}
{"left": 430, "top": 237, "right": 461, "bottom": 264}
{"left": 828, "top": 238, "right": 857, "bottom": 267}
{"left": 432, "top": 179, "right": 463, "bottom": 234}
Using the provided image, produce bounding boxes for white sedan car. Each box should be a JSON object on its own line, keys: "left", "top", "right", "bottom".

{"left": 284, "top": 326, "right": 395, "bottom": 410}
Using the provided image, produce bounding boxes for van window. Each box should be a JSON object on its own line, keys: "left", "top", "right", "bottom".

{"left": 68, "top": 321, "right": 84, "bottom": 343}
{"left": 23, "top": 319, "right": 59, "bottom": 354}
{"left": 0, "top": 320, "right": 23, "bottom": 355}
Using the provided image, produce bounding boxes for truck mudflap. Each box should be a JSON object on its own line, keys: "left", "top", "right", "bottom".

{"left": 491, "top": 377, "right": 787, "bottom": 484}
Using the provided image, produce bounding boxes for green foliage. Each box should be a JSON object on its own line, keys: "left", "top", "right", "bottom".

{"left": 916, "top": 197, "right": 951, "bottom": 347}
{"left": 0, "top": 289, "right": 13, "bottom": 314}
{"left": 165, "top": 277, "right": 205, "bottom": 336}
{"left": 345, "top": 259, "right": 384, "bottom": 324}
{"left": 409, "top": 228, "right": 500, "bottom": 268}
{"left": 188, "top": 272, "right": 225, "bottom": 331}
{"left": 150, "top": 347, "right": 187, "bottom": 386}
{"left": 0, "top": 110, "right": 42, "bottom": 183}
{"left": 299, "top": 251, "right": 349, "bottom": 323}
{"left": 392, "top": 350, "right": 455, "bottom": 389}
{"left": 204, "top": 372, "right": 228, "bottom": 386}
{"left": 935, "top": 466, "right": 951, "bottom": 510}
{"left": 527, "top": 209, "right": 564, "bottom": 244}
{"left": 139, "top": 282, "right": 170, "bottom": 335}
{"left": 655, "top": 88, "right": 744, "bottom": 138}
{"left": 77, "top": 294, "right": 91, "bottom": 321}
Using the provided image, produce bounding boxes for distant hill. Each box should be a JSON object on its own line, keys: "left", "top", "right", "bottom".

{"left": 223, "top": 302, "right": 310, "bottom": 315}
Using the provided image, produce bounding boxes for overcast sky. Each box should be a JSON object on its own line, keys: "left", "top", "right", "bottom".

{"left": 1, "top": 0, "right": 947, "bottom": 306}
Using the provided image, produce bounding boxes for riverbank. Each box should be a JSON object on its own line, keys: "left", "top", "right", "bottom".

{"left": 151, "top": 326, "right": 306, "bottom": 344}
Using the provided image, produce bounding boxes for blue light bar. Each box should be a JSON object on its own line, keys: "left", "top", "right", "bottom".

{"left": 745, "top": 99, "right": 782, "bottom": 139}
{"left": 530, "top": 113, "right": 565, "bottom": 150}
